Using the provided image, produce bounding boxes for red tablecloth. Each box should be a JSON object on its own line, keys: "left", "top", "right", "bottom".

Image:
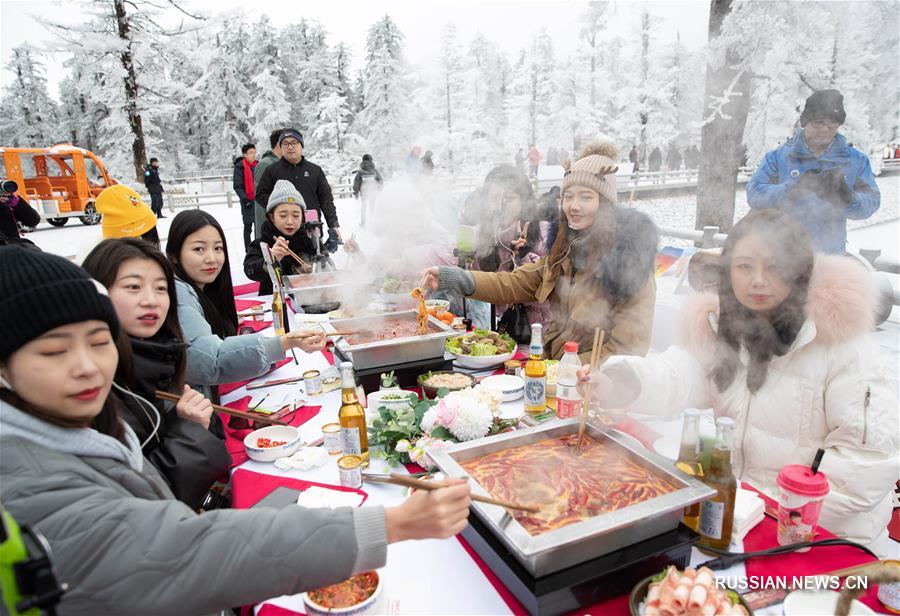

{"left": 233, "top": 281, "right": 261, "bottom": 297}
{"left": 219, "top": 358, "right": 294, "bottom": 397}
{"left": 238, "top": 319, "right": 272, "bottom": 334}
{"left": 234, "top": 297, "right": 264, "bottom": 311}
{"left": 222, "top": 395, "right": 322, "bottom": 467}
{"left": 231, "top": 468, "right": 367, "bottom": 509}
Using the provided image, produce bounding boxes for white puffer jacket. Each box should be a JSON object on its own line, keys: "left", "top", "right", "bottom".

{"left": 604, "top": 255, "right": 899, "bottom": 555}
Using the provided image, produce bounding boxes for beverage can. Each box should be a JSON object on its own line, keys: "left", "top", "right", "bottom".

{"left": 337, "top": 455, "right": 363, "bottom": 489}
{"left": 321, "top": 422, "right": 341, "bottom": 455}
{"left": 775, "top": 464, "right": 830, "bottom": 551}
{"left": 303, "top": 369, "right": 322, "bottom": 395}
{"left": 504, "top": 360, "right": 522, "bottom": 376}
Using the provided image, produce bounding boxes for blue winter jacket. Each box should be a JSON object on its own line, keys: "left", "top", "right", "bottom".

{"left": 746, "top": 131, "right": 880, "bottom": 253}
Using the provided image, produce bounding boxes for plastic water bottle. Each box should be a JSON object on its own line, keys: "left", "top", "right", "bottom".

{"left": 555, "top": 341, "right": 582, "bottom": 419}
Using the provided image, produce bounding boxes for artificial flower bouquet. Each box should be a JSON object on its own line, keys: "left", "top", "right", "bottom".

{"left": 367, "top": 384, "right": 518, "bottom": 466}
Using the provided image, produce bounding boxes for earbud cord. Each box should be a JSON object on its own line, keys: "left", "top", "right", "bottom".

{"left": 111, "top": 381, "right": 161, "bottom": 449}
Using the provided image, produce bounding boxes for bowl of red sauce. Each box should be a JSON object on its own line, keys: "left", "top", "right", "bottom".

{"left": 303, "top": 570, "right": 383, "bottom": 615}
{"left": 243, "top": 425, "right": 302, "bottom": 462}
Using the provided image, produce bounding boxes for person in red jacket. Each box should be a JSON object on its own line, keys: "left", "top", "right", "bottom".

{"left": 233, "top": 143, "right": 258, "bottom": 248}
{"left": 526, "top": 144, "right": 541, "bottom": 179}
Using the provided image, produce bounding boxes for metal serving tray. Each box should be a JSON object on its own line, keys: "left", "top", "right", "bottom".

{"left": 323, "top": 311, "right": 458, "bottom": 371}
{"left": 283, "top": 271, "right": 373, "bottom": 306}
{"left": 428, "top": 419, "right": 715, "bottom": 577}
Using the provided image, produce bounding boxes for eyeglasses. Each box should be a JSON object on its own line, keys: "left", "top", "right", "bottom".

{"left": 281, "top": 140, "right": 301, "bottom": 149}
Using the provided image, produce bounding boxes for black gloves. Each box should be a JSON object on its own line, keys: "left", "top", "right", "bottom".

{"left": 788, "top": 168, "right": 853, "bottom": 207}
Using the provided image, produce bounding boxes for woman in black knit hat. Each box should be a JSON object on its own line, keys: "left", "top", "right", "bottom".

{"left": 0, "top": 244, "right": 473, "bottom": 615}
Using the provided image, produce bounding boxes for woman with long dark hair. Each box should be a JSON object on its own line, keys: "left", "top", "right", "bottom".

{"left": 165, "top": 210, "right": 325, "bottom": 403}
{"left": 461, "top": 164, "right": 552, "bottom": 330}
{"left": 82, "top": 238, "right": 230, "bottom": 508}
{"left": 583, "top": 209, "right": 898, "bottom": 554}
{"left": 0, "top": 245, "right": 472, "bottom": 615}
{"left": 424, "top": 142, "right": 659, "bottom": 362}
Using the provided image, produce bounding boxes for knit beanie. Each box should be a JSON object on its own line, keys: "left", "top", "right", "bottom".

{"left": 96, "top": 184, "right": 157, "bottom": 239}
{"left": 561, "top": 142, "right": 619, "bottom": 206}
{"left": 278, "top": 129, "right": 304, "bottom": 147}
{"left": 0, "top": 245, "right": 119, "bottom": 360}
{"left": 799, "top": 89, "right": 846, "bottom": 127}
{"left": 267, "top": 179, "right": 306, "bottom": 213}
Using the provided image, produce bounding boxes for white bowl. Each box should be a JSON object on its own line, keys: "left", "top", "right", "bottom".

{"left": 479, "top": 374, "right": 524, "bottom": 401}
{"left": 449, "top": 348, "right": 516, "bottom": 370}
{"left": 303, "top": 570, "right": 384, "bottom": 615}
{"left": 243, "top": 425, "right": 303, "bottom": 462}
{"left": 782, "top": 590, "right": 874, "bottom": 615}
{"left": 366, "top": 389, "right": 414, "bottom": 411}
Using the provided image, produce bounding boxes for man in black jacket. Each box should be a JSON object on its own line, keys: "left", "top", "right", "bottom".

{"left": 143, "top": 157, "right": 165, "bottom": 218}
{"left": 0, "top": 180, "right": 41, "bottom": 244}
{"left": 254, "top": 128, "right": 341, "bottom": 239}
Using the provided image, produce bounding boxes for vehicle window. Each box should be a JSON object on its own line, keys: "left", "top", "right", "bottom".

{"left": 84, "top": 158, "right": 107, "bottom": 187}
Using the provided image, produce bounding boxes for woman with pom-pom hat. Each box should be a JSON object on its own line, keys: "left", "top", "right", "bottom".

{"left": 423, "top": 142, "right": 659, "bottom": 363}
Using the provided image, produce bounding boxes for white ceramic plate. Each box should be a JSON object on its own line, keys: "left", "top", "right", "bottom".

{"left": 448, "top": 349, "right": 516, "bottom": 370}
{"left": 479, "top": 374, "right": 525, "bottom": 401}
{"left": 366, "top": 389, "right": 414, "bottom": 411}
{"left": 782, "top": 590, "right": 874, "bottom": 616}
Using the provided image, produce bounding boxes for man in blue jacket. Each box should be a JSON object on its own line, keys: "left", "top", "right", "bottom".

{"left": 747, "top": 90, "right": 880, "bottom": 253}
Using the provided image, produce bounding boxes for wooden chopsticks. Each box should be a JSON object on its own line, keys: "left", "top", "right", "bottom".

{"left": 153, "top": 390, "right": 289, "bottom": 426}
{"left": 577, "top": 328, "right": 606, "bottom": 454}
{"left": 369, "top": 473, "right": 541, "bottom": 514}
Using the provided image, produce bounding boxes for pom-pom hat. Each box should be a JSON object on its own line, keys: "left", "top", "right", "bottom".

{"left": 560, "top": 141, "right": 619, "bottom": 206}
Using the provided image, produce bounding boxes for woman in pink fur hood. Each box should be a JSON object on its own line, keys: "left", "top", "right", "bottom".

{"left": 588, "top": 209, "right": 898, "bottom": 554}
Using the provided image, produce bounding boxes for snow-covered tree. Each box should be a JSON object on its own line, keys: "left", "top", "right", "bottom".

{"left": 0, "top": 44, "right": 60, "bottom": 146}
{"left": 507, "top": 29, "right": 556, "bottom": 149}
{"left": 356, "top": 15, "right": 411, "bottom": 167}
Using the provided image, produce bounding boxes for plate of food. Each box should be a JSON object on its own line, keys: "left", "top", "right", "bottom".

{"left": 417, "top": 370, "right": 476, "bottom": 399}
{"left": 303, "top": 570, "right": 383, "bottom": 615}
{"left": 629, "top": 566, "right": 752, "bottom": 616}
{"left": 445, "top": 329, "right": 516, "bottom": 369}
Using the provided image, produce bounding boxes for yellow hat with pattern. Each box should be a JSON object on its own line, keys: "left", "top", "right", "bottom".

{"left": 96, "top": 184, "right": 157, "bottom": 239}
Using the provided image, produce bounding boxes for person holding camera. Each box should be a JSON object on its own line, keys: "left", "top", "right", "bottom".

{"left": 747, "top": 89, "right": 880, "bottom": 254}
{"left": 0, "top": 179, "right": 41, "bottom": 244}
{"left": 243, "top": 180, "right": 316, "bottom": 295}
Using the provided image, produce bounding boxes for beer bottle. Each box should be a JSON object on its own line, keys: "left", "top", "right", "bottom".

{"left": 524, "top": 324, "right": 547, "bottom": 414}
{"left": 698, "top": 417, "right": 737, "bottom": 550}
{"left": 675, "top": 408, "right": 704, "bottom": 532}
{"left": 338, "top": 362, "right": 369, "bottom": 464}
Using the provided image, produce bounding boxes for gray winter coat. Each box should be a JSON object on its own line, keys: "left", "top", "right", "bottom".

{"left": 175, "top": 279, "right": 284, "bottom": 398}
{"left": 0, "top": 402, "right": 387, "bottom": 616}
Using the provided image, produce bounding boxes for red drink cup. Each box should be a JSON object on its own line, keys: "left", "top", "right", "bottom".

{"left": 776, "top": 464, "right": 830, "bottom": 551}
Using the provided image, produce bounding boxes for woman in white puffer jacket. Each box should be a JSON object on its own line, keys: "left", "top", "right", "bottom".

{"left": 588, "top": 209, "right": 898, "bottom": 555}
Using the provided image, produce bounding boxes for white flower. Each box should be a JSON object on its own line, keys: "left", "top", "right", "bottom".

{"left": 395, "top": 439, "right": 411, "bottom": 453}
{"left": 420, "top": 408, "right": 439, "bottom": 433}
{"left": 409, "top": 447, "right": 425, "bottom": 463}
{"left": 448, "top": 399, "right": 493, "bottom": 441}
{"left": 421, "top": 438, "right": 452, "bottom": 468}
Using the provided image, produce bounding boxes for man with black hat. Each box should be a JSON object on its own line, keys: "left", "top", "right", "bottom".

{"left": 253, "top": 128, "right": 341, "bottom": 240}
{"left": 143, "top": 157, "right": 165, "bottom": 218}
{"left": 747, "top": 89, "right": 880, "bottom": 253}
{"left": 0, "top": 180, "right": 41, "bottom": 244}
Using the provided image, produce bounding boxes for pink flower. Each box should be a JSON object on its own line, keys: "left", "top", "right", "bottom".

{"left": 435, "top": 399, "right": 459, "bottom": 428}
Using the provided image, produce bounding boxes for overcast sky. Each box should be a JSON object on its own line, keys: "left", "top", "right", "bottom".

{"left": 1, "top": 0, "right": 711, "bottom": 100}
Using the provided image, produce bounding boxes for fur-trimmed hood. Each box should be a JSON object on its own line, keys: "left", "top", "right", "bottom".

{"left": 547, "top": 206, "right": 658, "bottom": 303}
{"left": 677, "top": 254, "right": 877, "bottom": 358}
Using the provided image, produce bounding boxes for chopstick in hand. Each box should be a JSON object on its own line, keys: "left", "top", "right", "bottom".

{"left": 153, "top": 390, "right": 289, "bottom": 426}
{"left": 577, "top": 328, "right": 605, "bottom": 454}
{"left": 382, "top": 473, "right": 541, "bottom": 514}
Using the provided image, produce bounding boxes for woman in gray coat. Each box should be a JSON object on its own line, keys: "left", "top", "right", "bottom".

{"left": 0, "top": 245, "right": 471, "bottom": 616}
{"left": 166, "top": 210, "right": 324, "bottom": 402}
